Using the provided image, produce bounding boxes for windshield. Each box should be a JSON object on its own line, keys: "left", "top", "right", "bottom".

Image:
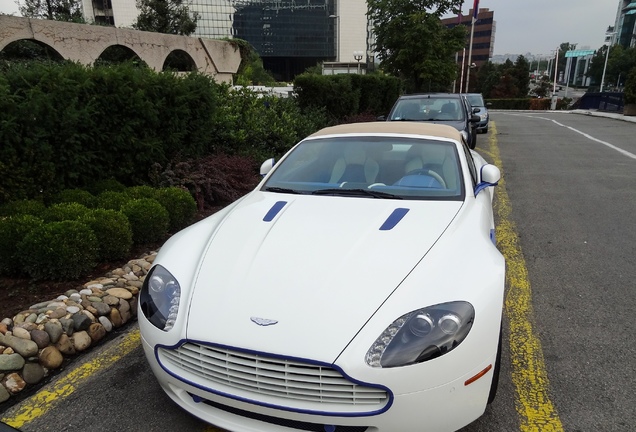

{"left": 466, "top": 94, "right": 485, "bottom": 107}
{"left": 389, "top": 98, "right": 466, "bottom": 122}
{"left": 262, "top": 136, "right": 464, "bottom": 201}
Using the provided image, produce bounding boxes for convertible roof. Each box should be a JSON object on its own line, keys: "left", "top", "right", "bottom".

{"left": 309, "top": 121, "right": 462, "bottom": 141}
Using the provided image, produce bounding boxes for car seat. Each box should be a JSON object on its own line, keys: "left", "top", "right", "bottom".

{"left": 329, "top": 145, "right": 379, "bottom": 184}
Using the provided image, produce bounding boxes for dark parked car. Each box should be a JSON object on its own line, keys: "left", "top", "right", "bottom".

{"left": 386, "top": 93, "right": 480, "bottom": 149}
{"left": 463, "top": 93, "right": 490, "bottom": 133}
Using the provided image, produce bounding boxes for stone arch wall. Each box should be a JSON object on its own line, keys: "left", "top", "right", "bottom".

{"left": 0, "top": 15, "right": 241, "bottom": 83}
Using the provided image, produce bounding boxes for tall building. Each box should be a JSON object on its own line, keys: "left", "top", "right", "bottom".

{"left": 441, "top": 8, "right": 496, "bottom": 68}
{"left": 614, "top": 1, "right": 636, "bottom": 48}
{"left": 82, "top": 0, "right": 371, "bottom": 81}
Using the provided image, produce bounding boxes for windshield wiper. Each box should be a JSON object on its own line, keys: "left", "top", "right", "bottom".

{"left": 264, "top": 187, "right": 303, "bottom": 194}
{"left": 312, "top": 188, "right": 402, "bottom": 199}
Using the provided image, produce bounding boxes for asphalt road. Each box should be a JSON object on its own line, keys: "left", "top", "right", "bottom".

{"left": 1, "top": 111, "right": 635, "bottom": 431}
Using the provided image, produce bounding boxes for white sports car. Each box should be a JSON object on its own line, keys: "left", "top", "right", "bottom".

{"left": 139, "top": 122, "right": 505, "bottom": 432}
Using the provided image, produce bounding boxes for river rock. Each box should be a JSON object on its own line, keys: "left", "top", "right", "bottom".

{"left": 109, "top": 308, "right": 123, "bottom": 328}
{"left": 0, "top": 323, "right": 8, "bottom": 335}
{"left": 0, "top": 384, "right": 9, "bottom": 403}
{"left": 39, "top": 346, "right": 64, "bottom": 369}
{"left": 72, "top": 313, "right": 92, "bottom": 332}
{"left": 44, "top": 322, "right": 64, "bottom": 344}
{"left": 0, "top": 354, "right": 25, "bottom": 371}
{"left": 3, "top": 373, "right": 26, "bottom": 394}
{"left": 30, "top": 329, "right": 51, "bottom": 349}
{"left": 60, "top": 318, "right": 74, "bottom": 336}
{"left": 48, "top": 307, "right": 67, "bottom": 320}
{"left": 92, "top": 302, "right": 111, "bottom": 316}
{"left": 88, "top": 323, "right": 106, "bottom": 343}
{"left": 12, "top": 327, "right": 31, "bottom": 340}
{"left": 22, "top": 363, "right": 45, "bottom": 385}
{"left": 55, "top": 334, "right": 76, "bottom": 356}
{"left": 0, "top": 333, "right": 39, "bottom": 357}
{"left": 106, "top": 288, "right": 133, "bottom": 300}
{"left": 98, "top": 316, "right": 113, "bottom": 332}
{"left": 71, "top": 331, "right": 91, "bottom": 352}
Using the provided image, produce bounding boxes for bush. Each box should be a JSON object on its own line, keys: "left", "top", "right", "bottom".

{"left": 121, "top": 198, "right": 169, "bottom": 244}
{"left": 18, "top": 220, "right": 98, "bottom": 280}
{"left": 625, "top": 67, "right": 636, "bottom": 105}
{"left": 87, "top": 178, "right": 127, "bottom": 195}
{"left": 80, "top": 209, "right": 133, "bottom": 260}
{"left": 149, "top": 154, "right": 260, "bottom": 210}
{"left": 96, "top": 191, "right": 131, "bottom": 211}
{"left": 0, "top": 199, "right": 46, "bottom": 218}
{"left": 50, "top": 189, "right": 97, "bottom": 208}
{"left": 42, "top": 202, "right": 92, "bottom": 222}
{"left": 125, "top": 185, "right": 158, "bottom": 200}
{"left": 0, "top": 214, "right": 44, "bottom": 275}
{"left": 155, "top": 187, "right": 197, "bottom": 232}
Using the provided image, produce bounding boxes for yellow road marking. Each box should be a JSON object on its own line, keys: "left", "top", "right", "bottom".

{"left": 1, "top": 330, "right": 141, "bottom": 429}
{"left": 488, "top": 122, "right": 564, "bottom": 431}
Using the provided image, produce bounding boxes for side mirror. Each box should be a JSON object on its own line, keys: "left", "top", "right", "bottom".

{"left": 474, "top": 164, "right": 500, "bottom": 196}
{"left": 377, "top": 115, "right": 387, "bottom": 121}
{"left": 473, "top": 107, "right": 481, "bottom": 114}
{"left": 470, "top": 114, "right": 481, "bottom": 123}
{"left": 260, "top": 158, "right": 275, "bottom": 177}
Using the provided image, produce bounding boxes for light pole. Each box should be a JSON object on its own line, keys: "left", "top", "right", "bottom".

{"left": 353, "top": 51, "right": 363, "bottom": 74}
{"left": 550, "top": 47, "right": 559, "bottom": 110}
{"left": 600, "top": 29, "right": 617, "bottom": 92}
{"left": 329, "top": 15, "right": 340, "bottom": 62}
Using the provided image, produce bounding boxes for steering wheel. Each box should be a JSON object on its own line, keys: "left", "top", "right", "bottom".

{"left": 368, "top": 183, "right": 386, "bottom": 189}
{"left": 404, "top": 169, "right": 447, "bottom": 188}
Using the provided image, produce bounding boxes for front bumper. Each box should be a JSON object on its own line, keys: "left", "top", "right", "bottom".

{"left": 141, "top": 333, "right": 496, "bottom": 432}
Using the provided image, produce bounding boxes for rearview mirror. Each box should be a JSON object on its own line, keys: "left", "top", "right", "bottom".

{"left": 260, "top": 158, "right": 275, "bottom": 176}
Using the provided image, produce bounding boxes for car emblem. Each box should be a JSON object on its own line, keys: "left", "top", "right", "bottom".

{"left": 250, "top": 317, "right": 278, "bottom": 326}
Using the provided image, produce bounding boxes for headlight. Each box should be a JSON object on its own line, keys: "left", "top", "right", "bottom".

{"left": 480, "top": 113, "right": 488, "bottom": 121}
{"left": 365, "top": 302, "right": 474, "bottom": 368}
{"left": 140, "top": 265, "right": 181, "bottom": 331}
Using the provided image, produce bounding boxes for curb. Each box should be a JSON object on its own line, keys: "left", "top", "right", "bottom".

{"left": 0, "top": 252, "right": 155, "bottom": 406}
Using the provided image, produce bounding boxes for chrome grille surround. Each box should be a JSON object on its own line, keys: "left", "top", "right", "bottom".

{"left": 157, "top": 342, "right": 390, "bottom": 414}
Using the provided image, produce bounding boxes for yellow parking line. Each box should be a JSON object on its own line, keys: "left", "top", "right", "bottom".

{"left": 1, "top": 330, "right": 141, "bottom": 429}
{"left": 488, "top": 122, "right": 564, "bottom": 431}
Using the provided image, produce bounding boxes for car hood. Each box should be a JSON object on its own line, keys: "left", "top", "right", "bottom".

{"left": 186, "top": 192, "right": 462, "bottom": 363}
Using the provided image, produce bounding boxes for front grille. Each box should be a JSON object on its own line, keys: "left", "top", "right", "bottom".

{"left": 158, "top": 342, "right": 388, "bottom": 412}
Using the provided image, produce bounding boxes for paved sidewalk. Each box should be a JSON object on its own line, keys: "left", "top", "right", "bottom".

{"left": 568, "top": 109, "right": 636, "bottom": 123}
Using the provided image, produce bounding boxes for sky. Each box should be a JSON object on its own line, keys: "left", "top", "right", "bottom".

{"left": 0, "top": 0, "right": 621, "bottom": 57}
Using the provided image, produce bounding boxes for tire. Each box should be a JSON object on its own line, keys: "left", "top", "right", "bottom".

{"left": 487, "top": 325, "right": 502, "bottom": 404}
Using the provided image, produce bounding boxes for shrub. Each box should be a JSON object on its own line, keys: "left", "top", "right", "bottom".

{"left": 625, "top": 67, "right": 636, "bottom": 105}
{"left": 0, "top": 214, "right": 44, "bottom": 276}
{"left": 0, "top": 199, "right": 46, "bottom": 218}
{"left": 50, "top": 189, "right": 97, "bottom": 208}
{"left": 87, "top": 178, "right": 127, "bottom": 195}
{"left": 121, "top": 198, "right": 169, "bottom": 244}
{"left": 155, "top": 187, "right": 197, "bottom": 232}
{"left": 42, "top": 202, "right": 92, "bottom": 222}
{"left": 80, "top": 209, "right": 133, "bottom": 260}
{"left": 149, "top": 154, "right": 260, "bottom": 210}
{"left": 125, "top": 185, "right": 158, "bottom": 200}
{"left": 18, "top": 220, "right": 98, "bottom": 280}
{"left": 96, "top": 191, "right": 131, "bottom": 211}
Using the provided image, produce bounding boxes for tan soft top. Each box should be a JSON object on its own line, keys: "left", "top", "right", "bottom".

{"left": 308, "top": 121, "right": 462, "bottom": 141}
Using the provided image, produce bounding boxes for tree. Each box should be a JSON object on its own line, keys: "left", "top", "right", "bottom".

{"left": 367, "top": 0, "right": 466, "bottom": 93}
{"left": 132, "top": 0, "right": 199, "bottom": 36}
{"left": 18, "top": 0, "right": 85, "bottom": 22}
{"left": 226, "top": 38, "right": 276, "bottom": 85}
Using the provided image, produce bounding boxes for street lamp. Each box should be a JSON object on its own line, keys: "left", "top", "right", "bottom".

{"left": 353, "top": 50, "right": 363, "bottom": 74}
{"left": 329, "top": 14, "right": 340, "bottom": 62}
{"left": 600, "top": 28, "right": 617, "bottom": 93}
